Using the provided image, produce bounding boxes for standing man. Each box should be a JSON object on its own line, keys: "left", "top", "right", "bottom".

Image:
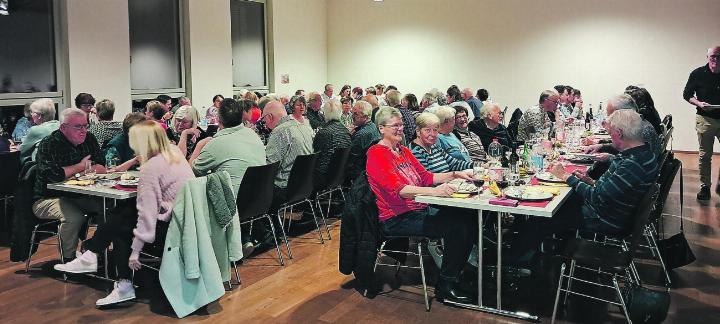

{"left": 684, "top": 46, "right": 720, "bottom": 200}
{"left": 321, "top": 84, "right": 335, "bottom": 106}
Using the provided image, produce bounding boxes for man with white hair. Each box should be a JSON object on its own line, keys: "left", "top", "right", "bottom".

{"left": 508, "top": 109, "right": 660, "bottom": 263}
{"left": 306, "top": 91, "right": 326, "bottom": 130}
{"left": 19, "top": 98, "right": 60, "bottom": 164}
{"left": 469, "top": 102, "right": 513, "bottom": 151}
{"left": 321, "top": 84, "right": 335, "bottom": 106}
{"left": 348, "top": 100, "right": 381, "bottom": 181}
{"left": 462, "top": 87, "right": 483, "bottom": 119}
{"left": 684, "top": 46, "right": 720, "bottom": 200}
{"left": 264, "top": 100, "right": 314, "bottom": 191}
{"left": 32, "top": 108, "right": 107, "bottom": 262}
{"left": 516, "top": 90, "right": 560, "bottom": 142}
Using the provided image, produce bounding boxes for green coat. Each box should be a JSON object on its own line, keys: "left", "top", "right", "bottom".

{"left": 159, "top": 172, "right": 242, "bottom": 318}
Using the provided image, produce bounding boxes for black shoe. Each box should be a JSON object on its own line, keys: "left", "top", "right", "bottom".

{"left": 435, "top": 278, "right": 474, "bottom": 304}
{"left": 697, "top": 185, "right": 710, "bottom": 200}
{"left": 716, "top": 184, "right": 720, "bottom": 195}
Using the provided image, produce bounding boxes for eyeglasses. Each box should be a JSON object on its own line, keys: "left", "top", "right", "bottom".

{"left": 455, "top": 115, "right": 468, "bottom": 120}
{"left": 710, "top": 54, "right": 720, "bottom": 60}
{"left": 64, "top": 123, "right": 89, "bottom": 131}
{"left": 79, "top": 103, "right": 94, "bottom": 108}
{"left": 382, "top": 123, "right": 404, "bottom": 130}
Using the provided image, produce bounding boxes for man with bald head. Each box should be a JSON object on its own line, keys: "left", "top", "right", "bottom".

{"left": 516, "top": 89, "right": 560, "bottom": 142}
{"left": 264, "top": 100, "right": 314, "bottom": 192}
{"left": 462, "top": 87, "right": 483, "bottom": 120}
{"left": 684, "top": 46, "right": 720, "bottom": 200}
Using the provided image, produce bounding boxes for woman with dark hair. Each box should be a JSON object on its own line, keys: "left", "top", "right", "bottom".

{"left": 351, "top": 87, "right": 364, "bottom": 101}
{"left": 339, "top": 85, "right": 352, "bottom": 98}
{"left": 289, "top": 95, "right": 308, "bottom": 124}
{"left": 340, "top": 97, "right": 353, "bottom": 129}
{"left": 402, "top": 93, "right": 421, "bottom": 118}
{"left": 206, "top": 94, "right": 224, "bottom": 125}
{"left": 624, "top": 87, "right": 663, "bottom": 134}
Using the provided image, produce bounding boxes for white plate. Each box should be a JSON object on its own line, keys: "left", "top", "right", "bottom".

{"left": 535, "top": 172, "right": 565, "bottom": 183}
{"left": 118, "top": 180, "right": 139, "bottom": 187}
{"left": 449, "top": 179, "right": 480, "bottom": 194}
{"left": 504, "top": 188, "right": 553, "bottom": 201}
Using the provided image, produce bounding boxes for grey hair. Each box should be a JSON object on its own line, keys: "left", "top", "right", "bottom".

{"left": 415, "top": 112, "right": 440, "bottom": 129}
{"left": 606, "top": 109, "right": 644, "bottom": 141}
{"left": 257, "top": 96, "right": 272, "bottom": 110}
{"left": 422, "top": 92, "right": 437, "bottom": 105}
{"left": 61, "top": 107, "right": 87, "bottom": 123}
{"left": 480, "top": 103, "right": 501, "bottom": 119}
{"left": 385, "top": 90, "right": 401, "bottom": 107}
{"left": 433, "top": 106, "right": 456, "bottom": 124}
{"left": 375, "top": 106, "right": 402, "bottom": 127}
{"left": 30, "top": 98, "right": 57, "bottom": 123}
{"left": 354, "top": 100, "right": 373, "bottom": 118}
{"left": 608, "top": 93, "right": 638, "bottom": 111}
{"left": 322, "top": 99, "right": 343, "bottom": 121}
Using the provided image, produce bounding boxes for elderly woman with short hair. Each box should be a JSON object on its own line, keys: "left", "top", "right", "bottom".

{"left": 366, "top": 107, "right": 476, "bottom": 304}
{"left": 410, "top": 112, "right": 473, "bottom": 173}
{"left": 452, "top": 106, "right": 487, "bottom": 163}
{"left": 313, "top": 99, "right": 352, "bottom": 189}
{"left": 88, "top": 99, "right": 122, "bottom": 148}
{"left": 168, "top": 105, "right": 207, "bottom": 160}
{"left": 19, "top": 98, "right": 60, "bottom": 164}
{"left": 434, "top": 106, "right": 472, "bottom": 163}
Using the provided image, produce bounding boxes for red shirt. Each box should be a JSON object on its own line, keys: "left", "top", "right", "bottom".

{"left": 366, "top": 144, "right": 434, "bottom": 222}
{"left": 250, "top": 107, "right": 261, "bottom": 124}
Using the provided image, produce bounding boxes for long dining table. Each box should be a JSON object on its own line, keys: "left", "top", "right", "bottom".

{"left": 415, "top": 175, "right": 576, "bottom": 321}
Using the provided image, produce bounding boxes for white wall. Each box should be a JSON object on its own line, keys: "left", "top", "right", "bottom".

{"left": 186, "top": 0, "right": 234, "bottom": 114}
{"left": 64, "top": 0, "right": 132, "bottom": 119}
{"left": 271, "top": 0, "right": 328, "bottom": 96}
{"left": 327, "top": 0, "right": 720, "bottom": 152}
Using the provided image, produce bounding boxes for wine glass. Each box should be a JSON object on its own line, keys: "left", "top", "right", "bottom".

{"left": 473, "top": 166, "right": 485, "bottom": 196}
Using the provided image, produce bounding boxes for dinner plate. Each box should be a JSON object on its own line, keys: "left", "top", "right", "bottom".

{"left": 118, "top": 179, "right": 139, "bottom": 187}
{"left": 504, "top": 188, "right": 553, "bottom": 201}
{"left": 594, "top": 130, "right": 609, "bottom": 135}
{"left": 535, "top": 172, "right": 565, "bottom": 183}
{"left": 449, "top": 179, "right": 479, "bottom": 194}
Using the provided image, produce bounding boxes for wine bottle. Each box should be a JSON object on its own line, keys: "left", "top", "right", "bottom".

{"left": 509, "top": 145, "right": 519, "bottom": 174}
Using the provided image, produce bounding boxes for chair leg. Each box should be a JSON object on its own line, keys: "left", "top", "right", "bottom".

{"left": 612, "top": 275, "right": 632, "bottom": 323}
{"left": 418, "top": 242, "right": 430, "bottom": 312}
{"left": 373, "top": 241, "right": 387, "bottom": 273}
{"left": 306, "top": 200, "right": 324, "bottom": 244}
{"left": 644, "top": 227, "right": 657, "bottom": 257}
{"left": 57, "top": 231, "right": 67, "bottom": 281}
{"left": 25, "top": 225, "right": 39, "bottom": 273}
{"left": 321, "top": 192, "right": 332, "bottom": 240}
{"left": 314, "top": 195, "right": 329, "bottom": 241}
{"left": 265, "top": 214, "right": 285, "bottom": 266}
{"left": 232, "top": 261, "right": 241, "bottom": 286}
{"left": 551, "top": 263, "right": 567, "bottom": 324}
{"left": 276, "top": 208, "right": 293, "bottom": 259}
{"left": 647, "top": 228, "right": 672, "bottom": 286}
{"left": 563, "top": 259, "right": 576, "bottom": 306}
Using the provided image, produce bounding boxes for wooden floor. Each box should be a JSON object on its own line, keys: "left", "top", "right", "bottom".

{"left": 1, "top": 152, "right": 719, "bottom": 323}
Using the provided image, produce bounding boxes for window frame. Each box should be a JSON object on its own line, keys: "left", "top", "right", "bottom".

{"left": 0, "top": 0, "right": 65, "bottom": 107}
{"left": 129, "top": 0, "right": 186, "bottom": 100}
{"left": 231, "top": 0, "right": 271, "bottom": 96}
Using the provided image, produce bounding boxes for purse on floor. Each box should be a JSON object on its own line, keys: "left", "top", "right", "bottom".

{"left": 657, "top": 163, "right": 696, "bottom": 269}
{"left": 624, "top": 283, "right": 671, "bottom": 323}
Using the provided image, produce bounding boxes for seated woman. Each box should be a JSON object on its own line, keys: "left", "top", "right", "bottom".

{"left": 206, "top": 94, "right": 224, "bottom": 125}
{"left": 452, "top": 106, "right": 487, "bottom": 163}
{"left": 88, "top": 99, "right": 122, "bottom": 148}
{"left": 55, "top": 120, "right": 195, "bottom": 306}
{"left": 11, "top": 103, "right": 33, "bottom": 143}
{"left": 367, "top": 107, "right": 477, "bottom": 304}
{"left": 167, "top": 105, "right": 207, "bottom": 160}
{"left": 339, "top": 97, "right": 354, "bottom": 129}
{"left": 433, "top": 106, "right": 473, "bottom": 163}
{"left": 145, "top": 100, "right": 168, "bottom": 130}
{"left": 469, "top": 102, "right": 513, "bottom": 151}
{"left": 410, "top": 112, "right": 473, "bottom": 173}
{"left": 105, "top": 112, "right": 148, "bottom": 171}
{"left": 313, "top": 99, "right": 352, "bottom": 189}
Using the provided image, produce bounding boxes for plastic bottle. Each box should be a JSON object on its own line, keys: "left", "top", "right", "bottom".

{"left": 488, "top": 138, "right": 502, "bottom": 165}
{"left": 105, "top": 147, "right": 119, "bottom": 170}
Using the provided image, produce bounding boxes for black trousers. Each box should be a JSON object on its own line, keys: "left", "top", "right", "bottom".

{"left": 85, "top": 202, "right": 168, "bottom": 279}
{"left": 381, "top": 206, "right": 477, "bottom": 281}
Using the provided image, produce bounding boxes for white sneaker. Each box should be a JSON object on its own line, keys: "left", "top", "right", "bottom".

{"left": 96, "top": 280, "right": 136, "bottom": 306}
{"left": 54, "top": 251, "right": 98, "bottom": 273}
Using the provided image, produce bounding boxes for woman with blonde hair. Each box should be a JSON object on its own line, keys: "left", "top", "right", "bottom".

{"left": 55, "top": 120, "right": 195, "bottom": 307}
{"left": 168, "top": 105, "right": 206, "bottom": 159}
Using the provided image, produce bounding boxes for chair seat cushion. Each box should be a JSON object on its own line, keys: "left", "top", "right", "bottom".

{"left": 564, "top": 238, "right": 632, "bottom": 272}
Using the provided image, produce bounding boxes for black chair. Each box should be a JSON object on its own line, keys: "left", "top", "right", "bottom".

{"left": 276, "top": 153, "right": 322, "bottom": 259}
{"left": 551, "top": 185, "right": 659, "bottom": 324}
{"left": 506, "top": 108, "right": 523, "bottom": 143}
{"left": 0, "top": 151, "right": 20, "bottom": 229}
{"left": 315, "top": 147, "right": 351, "bottom": 240}
{"left": 373, "top": 236, "right": 432, "bottom": 311}
{"left": 236, "top": 162, "right": 284, "bottom": 266}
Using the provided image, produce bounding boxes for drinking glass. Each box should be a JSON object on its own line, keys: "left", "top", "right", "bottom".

{"left": 473, "top": 166, "right": 485, "bottom": 196}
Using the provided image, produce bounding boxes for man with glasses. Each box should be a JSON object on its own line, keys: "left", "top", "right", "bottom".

{"left": 516, "top": 89, "right": 560, "bottom": 142}
{"left": 32, "top": 108, "right": 106, "bottom": 262}
{"left": 347, "top": 100, "right": 381, "bottom": 182}
{"left": 19, "top": 98, "right": 60, "bottom": 164}
{"left": 684, "top": 46, "right": 720, "bottom": 200}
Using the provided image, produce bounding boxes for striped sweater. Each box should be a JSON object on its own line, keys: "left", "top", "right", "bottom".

{"left": 409, "top": 141, "right": 473, "bottom": 173}
{"left": 567, "top": 144, "right": 659, "bottom": 232}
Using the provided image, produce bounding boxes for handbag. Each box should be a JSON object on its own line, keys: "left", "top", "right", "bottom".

{"left": 624, "top": 283, "right": 671, "bottom": 323}
{"left": 657, "top": 162, "right": 696, "bottom": 269}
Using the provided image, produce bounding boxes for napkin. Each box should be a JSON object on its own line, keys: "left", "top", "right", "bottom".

{"left": 489, "top": 197, "right": 519, "bottom": 207}
{"left": 65, "top": 179, "right": 95, "bottom": 186}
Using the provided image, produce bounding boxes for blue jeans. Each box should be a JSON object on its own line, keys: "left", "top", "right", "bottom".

{"left": 381, "top": 207, "right": 476, "bottom": 281}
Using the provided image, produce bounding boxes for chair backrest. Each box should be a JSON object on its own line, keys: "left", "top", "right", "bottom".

{"left": 0, "top": 151, "right": 21, "bottom": 195}
{"left": 285, "top": 153, "right": 319, "bottom": 204}
{"left": 628, "top": 184, "right": 659, "bottom": 258}
{"left": 651, "top": 157, "right": 680, "bottom": 222}
{"left": 661, "top": 126, "right": 673, "bottom": 151}
{"left": 661, "top": 114, "right": 672, "bottom": 130}
{"left": 506, "top": 108, "right": 523, "bottom": 142}
{"left": 322, "top": 147, "right": 351, "bottom": 190}
{"left": 236, "top": 162, "right": 279, "bottom": 220}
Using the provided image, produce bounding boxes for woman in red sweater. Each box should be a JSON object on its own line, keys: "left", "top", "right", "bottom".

{"left": 366, "top": 107, "right": 477, "bottom": 305}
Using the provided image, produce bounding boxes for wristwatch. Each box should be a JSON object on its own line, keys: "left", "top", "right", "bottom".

{"left": 74, "top": 173, "right": 81, "bottom": 179}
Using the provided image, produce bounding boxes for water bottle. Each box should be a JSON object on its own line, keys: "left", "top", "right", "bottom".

{"left": 105, "top": 147, "right": 119, "bottom": 170}
{"left": 488, "top": 138, "right": 502, "bottom": 166}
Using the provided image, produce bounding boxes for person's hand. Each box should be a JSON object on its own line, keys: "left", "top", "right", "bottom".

{"left": 162, "top": 111, "right": 172, "bottom": 121}
{"left": 182, "top": 128, "right": 201, "bottom": 142}
{"left": 452, "top": 170, "right": 474, "bottom": 181}
{"left": 591, "top": 152, "right": 614, "bottom": 162}
{"left": 433, "top": 183, "right": 457, "bottom": 197}
{"left": 128, "top": 250, "right": 141, "bottom": 271}
{"left": 572, "top": 170, "right": 595, "bottom": 185}
{"left": 93, "top": 164, "right": 107, "bottom": 174}
{"left": 548, "top": 162, "right": 570, "bottom": 181}
{"left": 581, "top": 136, "right": 598, "bottom": 146}
{"left": 195, "top": 137, "right": 212, "bottom": 152}
{"left": 583, "top": 144, "right": 603, "bottom": 153}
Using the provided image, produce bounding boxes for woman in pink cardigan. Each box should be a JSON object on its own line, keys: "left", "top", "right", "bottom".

{"left": 55, "top": 120, "right": 195, "bottom": 307}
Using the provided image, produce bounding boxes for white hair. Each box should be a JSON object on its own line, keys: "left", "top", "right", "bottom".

{"left": 375, "top": 106, "right": 402, "bottom": 127}
{"left": 354, "top": 100, "right": 373, "bottom": 118}
{"left": 480, "top": 103, "right": 501, "bottom": 119}
{"left": 606, "top": 109, "right": 644, "bottom": 142}
{"left": 433, "top": 106, "right": 456, "bottom": 124}
{"left": 61, "top": 107, "right": 87, "bottom": 123}
{"left": 322, "top": 99, "right": 343, "bottom": 122}
{"left": 608, "top": 94, "right": 638, "bottom": 111}
{"left": 415, "top": 112, "right": 440, "bottom": 129}
{"left": 30, "top": 98, "right": 57, "bottom": 123}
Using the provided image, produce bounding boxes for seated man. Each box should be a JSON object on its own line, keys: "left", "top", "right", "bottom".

{"left": 264, "top": 100, "right": 314, "bottom": 210}
{"left": 306, "top": 92, "right": 326, "bottom": 130}
{"left": 32, "top": 108, "right": 107, "bottom": 262}
{"left": 347, "top": 100, "right": 381, "bottom": 182}
{"left": 19, "top": 98, "right": 60, "bottom": 164}
{"left": 469, "top": 102, "right": 513, "bottom": 151}
{"left": 508, "top": 109, "right": 660, "bottom": 262}
{"left": 516, "top": 90, "right": 560, "bottom": 142}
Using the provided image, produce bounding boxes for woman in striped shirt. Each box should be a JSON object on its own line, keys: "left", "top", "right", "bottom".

{"left": 410, "top": 112, "right": 473, "bottom": 173}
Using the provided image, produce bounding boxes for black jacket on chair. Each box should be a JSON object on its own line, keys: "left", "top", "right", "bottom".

{"left": 339, "top": 172, "right": 382, "bottom": 288}
{"left": 10, "top": 163, "right": 40, "bottom": 262}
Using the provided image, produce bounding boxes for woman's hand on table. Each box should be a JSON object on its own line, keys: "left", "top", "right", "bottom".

{"left": 452, "top": 170, "right": 474, "bottom": 181}
{"left": 548, "top": 162, "right": 571, "bottom": 182}
{"left": 433, "top": 183, "right": 457, "bottom": 197}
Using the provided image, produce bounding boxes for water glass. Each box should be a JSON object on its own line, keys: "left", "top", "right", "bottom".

{"left": 531, "top": 155, "right": 544, "bottom": 172}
